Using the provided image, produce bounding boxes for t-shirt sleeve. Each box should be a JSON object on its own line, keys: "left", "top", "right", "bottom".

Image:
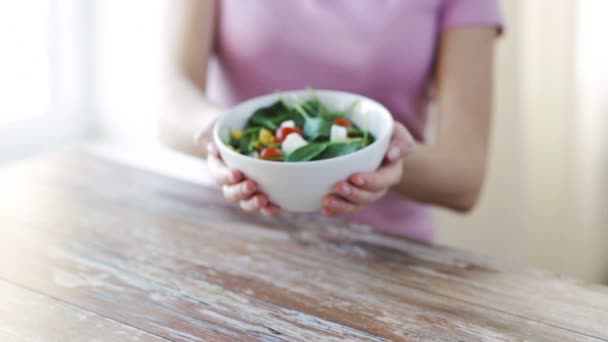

{"left": 440, "top": 0, "right": 504, "bottom": 34}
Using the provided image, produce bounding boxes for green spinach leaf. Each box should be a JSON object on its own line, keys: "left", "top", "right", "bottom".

{"left": 247, "top": 101, "right": 289, "bottom": 130}
{"left": 238, "top": 132, "right": 253, "bottom": 154}
{"left": 286, "top": 143, "right": 328, "bottom": 162}
{"left": 304, "top": 116, "right": 332, "bottom": 140}
{"left": 243, "top": 127, "right": 262, "bottom": 135}
{"left": 292, "top": 102, "right": 312, "bottom": 121}
{"left": 236, "top": 89, "right": 376, "bottom": 162}
{"left": 303, "top": 98, "right": 323, "bottom": 116}
{"left": 227, "top": 135, "right": 238, "bottom": 149}
{"left": 275, "top": 109, "right": 305, "bottom": 128}
{"left": 314, "top": 140, "right": 363, "bottom": 160}
{"left": 362, "top": 130, "right": 374, "bottom": 146}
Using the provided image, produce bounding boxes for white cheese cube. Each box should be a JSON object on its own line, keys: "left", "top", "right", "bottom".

{"left": 282, "top": 133, "right": 308, "bottom": 155}
{"left": 330, "top": 124, "right": 348, "bottom": 142}
{"left": 280, "top": 120, "right": 296, "bottom": 128}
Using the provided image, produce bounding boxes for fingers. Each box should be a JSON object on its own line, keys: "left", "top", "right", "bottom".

{"left": 206, "top": 143, "right": 281, "bottom": 216}
{"left": 349, "top": 161, "right": 403, "bottom": 192}
{"left": 322, "top": 195, "right": 359, "bottom": 217}
{"left": 333, "top": 181, "right": 386, "bottom": 205}
{"left": 194, "top": 122, "right": 216, "bottom": 151}
{"left": 222, "top": 179, "right": 257, "bottom": 201}
{"left": 386, "top": 123, "right": 415, "bottom": 163}
{"left": 207, "top": 144, "right": 243, "bottom": 185}
{"left": 240, "top": 193, "right": 268, "bottom": 212}
{"left": 225, "top": 185, "right": 280, "bottom": 216}
{"left": 322, "top": 181, "right": 388, "bottom": 216}
{"left": 220, "top": 178, "right": 281, "bottom": 215}
{"left": 239, "top": 194, "right": 281, "bottom": 216}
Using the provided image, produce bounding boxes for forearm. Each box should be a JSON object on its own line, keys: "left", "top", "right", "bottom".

{"left": 393, "top": 142, "right": 487, "bottom": 212}
{"left": 158, "top": 78, "right": 225, "bottom": 158}
{"left": 394, "top": 28, "right": 496, "bottom": 212}
{"left": 160, "top": 0, "right": 219, "bottom": 158}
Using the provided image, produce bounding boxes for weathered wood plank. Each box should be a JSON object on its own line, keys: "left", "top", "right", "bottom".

{"left": 0, "top": 182, "right": 604, "bottom": 338}
{"left": 0, "top": 221, "right": 387, "bottom": 341}
{"left": 6, "top": 152, "right": 608, "bottom": 337}
{"left": 3, "top": 212, "right": 598, "bottom": 342}
{"left": 1, "top": 151, "right": 607, "bottom": 341}
{"left": 0, "top": 279, "right": 167, "bottom": 342}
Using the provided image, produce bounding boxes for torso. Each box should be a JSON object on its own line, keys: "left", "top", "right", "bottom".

{"left": 207, "top": 0, "right": 449, "bottom": 241}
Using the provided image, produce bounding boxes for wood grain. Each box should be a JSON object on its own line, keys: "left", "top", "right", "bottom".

{"left": 0, "top": 150, "right": 607, "bottom": 341}
{"left": 0, "top": 279, "right": 166, "bottom": 341}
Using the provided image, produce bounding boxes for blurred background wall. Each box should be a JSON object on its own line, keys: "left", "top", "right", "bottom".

{"left": 437, "top": 0, "right": 608, "bottom": 282}
{"left": 2, "top": 0, "right": 606, "bottom": 282}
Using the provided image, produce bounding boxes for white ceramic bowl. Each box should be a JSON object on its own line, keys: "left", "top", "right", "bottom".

{"left": 213, "top": 90, "right": 394, "bottom": 212}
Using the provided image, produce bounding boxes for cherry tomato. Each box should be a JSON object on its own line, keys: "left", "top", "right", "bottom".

{"left": 260, "top": 147, "right": 283, "bottom": 160}
{"left": 275, "top": 126, "right": 303, "bottom": 143}
{"left": 333, "top": 117, "right": 352, "bottom": 128}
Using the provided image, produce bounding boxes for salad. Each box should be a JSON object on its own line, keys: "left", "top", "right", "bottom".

{"left": 226, "top": 92, "right": 375, "bottom": 162}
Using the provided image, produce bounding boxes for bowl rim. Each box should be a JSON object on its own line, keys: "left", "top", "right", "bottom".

{"left": 213, "top": 89, "right": 394, "bottom": 167}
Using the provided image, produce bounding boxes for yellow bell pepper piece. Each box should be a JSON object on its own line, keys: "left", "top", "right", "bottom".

{"left": 258, "top": 128, "right": 276, "bottom": 145}
{"left": 230, "top": 130, "right": 243, "bottom": 141}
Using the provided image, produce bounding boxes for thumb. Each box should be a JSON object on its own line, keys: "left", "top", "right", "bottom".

{"left": 386, "top": 123, "right": 415, "bottom": 162}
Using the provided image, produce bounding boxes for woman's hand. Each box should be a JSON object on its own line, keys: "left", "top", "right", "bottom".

{"left": 322, "top": 122, "right": 414, "bottom": 216}
{"left": 206, "top": 143, "right": 281, "bottom": 216}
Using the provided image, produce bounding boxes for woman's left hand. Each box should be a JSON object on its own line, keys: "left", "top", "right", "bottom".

{"left": 322, "top": 122, "right": 415, "bottom": 216}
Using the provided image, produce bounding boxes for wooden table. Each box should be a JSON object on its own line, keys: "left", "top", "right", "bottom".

{"left": 1, "top": 151, "right": 607, "bottom": 341}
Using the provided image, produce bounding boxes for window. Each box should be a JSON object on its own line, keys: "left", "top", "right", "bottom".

{"left": 0, "top": 0, "right": 93, "bottom": 161}
{"left": 0, "top": 1, "right": 50, "bottom": 125}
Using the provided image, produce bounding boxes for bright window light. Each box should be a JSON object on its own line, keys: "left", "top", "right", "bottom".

{"left": 0, "top": 1, "right": 50, "bottom": 125}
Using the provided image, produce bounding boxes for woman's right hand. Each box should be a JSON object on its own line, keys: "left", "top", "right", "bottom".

{"left": 206, "top": 143, "right": 281, "bottom": 216}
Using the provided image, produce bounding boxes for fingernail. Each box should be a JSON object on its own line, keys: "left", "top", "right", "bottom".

{"left": 388, "top": 146, "right": 400, "bottom": 161}
{"left": 340, "top": 184, "right": 351, "bottom": 195}
{"left": 352, "top": 176, "right": 365, "bottom": 186}
{"left": 330, "top": 198, "right": 341, "bottom": 208}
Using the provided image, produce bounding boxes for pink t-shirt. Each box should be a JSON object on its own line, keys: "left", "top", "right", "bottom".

{"left": 207, "top": 0, "right": 503, "bottom": 242}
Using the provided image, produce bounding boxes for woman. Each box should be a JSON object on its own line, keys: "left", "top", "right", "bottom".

{"left": 160, "top": 0, "right": 502, "bottom": 242}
